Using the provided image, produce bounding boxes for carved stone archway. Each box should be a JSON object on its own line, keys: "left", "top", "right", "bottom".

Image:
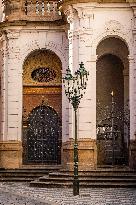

{"left": 22, "top": 49, "right": 62, "bottom": 165}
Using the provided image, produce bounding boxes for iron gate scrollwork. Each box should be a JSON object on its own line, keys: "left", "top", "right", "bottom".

{"left": 23, "top": 105, "right": 62, "bottom": 164}
{"left": 97, "top": 122, "right": 124, "bottom": 166}
{"left": 96, "top": 94, "right": 130, "bottom": 166}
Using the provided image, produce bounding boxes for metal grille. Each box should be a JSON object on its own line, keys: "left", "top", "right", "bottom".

{"left": 31, "top": 67, "right": 56, "bottom": 82}
{"left": 23, "top": 105, "right": 61, "bottom": 164}
{"left": 96, "top": 99, "right": 129, "bottom": 166}
{"left": 97, "top": 123, "right": 123, "bottom": 166}
{"left": 96, "top": 115, "right": 126, "bottom": 166}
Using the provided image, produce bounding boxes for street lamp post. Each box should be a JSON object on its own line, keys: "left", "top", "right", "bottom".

{"left": 63, "top": 62, "right": 89, "bottom": 196}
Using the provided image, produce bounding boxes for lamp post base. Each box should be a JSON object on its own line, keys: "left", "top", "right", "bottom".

{"left": 73, "top": 178, "right": 79, "bottom": 196}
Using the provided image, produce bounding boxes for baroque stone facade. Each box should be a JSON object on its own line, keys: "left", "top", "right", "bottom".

{"left": 0, "top": 0, "right": 136, "bottom": 169}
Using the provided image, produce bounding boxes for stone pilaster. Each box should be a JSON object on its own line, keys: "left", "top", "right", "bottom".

{"left": 64, "top": 5, "right": 80, "bottom": 72}
{"left": 0, "top": 30, "right": 23, "bottom": 169}
{"left": 128, "top": 55, "right": 136, "bottom": 169}
{"left": 79, "top": 55, "right": 97, "bottom": 139}
{"left": 126, "top": 5, "right": 136, "bottom": 168}
{"left": 0, "top": 31, "right": 8, "bottom": 141}
{"left": 6, "top": 30, "right": 22, "bottom": 141}
{"left": 128, "top": 55, "right": 136, "bottom": 140}
{"left": 0, "top": 30, "right": 23, "bottom": 143}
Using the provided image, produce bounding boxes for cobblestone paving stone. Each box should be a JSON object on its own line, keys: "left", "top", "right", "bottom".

{"left": 0, "top": 183, "right": 135, "bottom": 204}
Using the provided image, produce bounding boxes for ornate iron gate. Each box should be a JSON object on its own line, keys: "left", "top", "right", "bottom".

{"left": 23, "top": 105, "right": 61, "bottom": 164}
{"left": 97, "top": 122, "right": 124, "bottom": 166}
{"left": 96, "top": 94, "right": 129, "bottom": 166}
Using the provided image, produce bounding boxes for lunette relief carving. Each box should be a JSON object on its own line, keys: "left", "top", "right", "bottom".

{"left": 105, "top": 20, "right": 124, "bottom": 33}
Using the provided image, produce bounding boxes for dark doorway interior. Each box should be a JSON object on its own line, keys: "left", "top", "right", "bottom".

{"left": 96, "top": 54, "right": 127, "bottom": 166}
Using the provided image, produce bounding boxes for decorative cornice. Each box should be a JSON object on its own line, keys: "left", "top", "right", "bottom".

{"left": 0, "top": 19, "right": 66, "bottom": 29}
{"left": 59, "top": 0, "right": 97, "bottom": 5}
{"left": 23, "top": 86, "right": 62, "bottom": 95}
{"left": 128, "top": 1, "right": 136, "bottom": 3}
{"left": 59, "top": 0, "right": 127, "bottom": 7}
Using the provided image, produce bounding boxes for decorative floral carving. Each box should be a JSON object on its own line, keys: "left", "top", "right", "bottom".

{"left": 6, "top": 30, "right": 20, "bottom": 39}
{"left": 64, "top": 5, "right": 78, "bottom": 24}
{"left": 105, "top": 20, "right": 124, "bottom": 33}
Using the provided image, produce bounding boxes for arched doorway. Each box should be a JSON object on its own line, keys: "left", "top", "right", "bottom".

{"left": 22, "top": 49, "right": 62, "bottom": 165}
{"left": 96, "top": 37, "right": 129, "bottom": 166}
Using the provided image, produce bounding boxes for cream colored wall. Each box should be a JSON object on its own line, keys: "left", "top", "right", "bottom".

{"left": 63, "top": 2, "right": 135, "bottom": 139}
{"left": 0, "top": 25, "right": 69, "bottom": 142}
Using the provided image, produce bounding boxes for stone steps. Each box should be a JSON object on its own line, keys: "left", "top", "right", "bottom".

{"left": 0, "top": 166, "right": 61, "bottom": 182}
{"left": 49, "top": 171, "right": 136, "bottom": 177}
{"left": 30, "top": 169, "right": 136, "bottom": 188}
{"left": 39, "top": 176, "right": 136, "bottom": 182}
{"left": 30, "top": 181, "right": 136, "bottom": 188}
{"left": 0, "top": 177, "right": 34, "bottom": 182}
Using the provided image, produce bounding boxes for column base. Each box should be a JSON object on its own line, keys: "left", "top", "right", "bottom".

{"left": 129, "top": 140, "right": 136, "bottom": 169}
{"left": 0, "top": 141, "right": 22, "bottom": 169}
{"left": 62, "top": 138, "right": 97, "bottom": 171}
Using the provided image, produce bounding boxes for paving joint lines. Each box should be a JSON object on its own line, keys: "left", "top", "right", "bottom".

{"left": 0, "top": 182, "right": 136, "bottom": 204}
{"left": 0, "top": 183, "right": 58, "bottom": 205}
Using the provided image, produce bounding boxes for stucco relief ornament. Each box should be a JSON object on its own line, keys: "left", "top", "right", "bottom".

{"left": 68, "top": 30, "right": 73, "bottom": 43}
{"left": 6, "top": 30, "right": 20, "bottom": 39}
{"left": 68, "top": 30, "right": 78, "bottom": 47}
{"left": 64, "top": 6, "right": 75, "bottom": 24}
{"left": 68, "top": 30, "right": 79, "bottom": 41}
{"left": 105, "top": 20, "right": 124, "bottom": 34}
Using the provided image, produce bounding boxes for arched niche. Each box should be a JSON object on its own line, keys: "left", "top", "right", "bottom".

{"left": 96, "top": 37, "right": 129, "bottom": 166}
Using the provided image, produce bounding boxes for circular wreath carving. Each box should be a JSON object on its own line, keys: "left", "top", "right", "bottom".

{"left": 31, "top": 67, "right": 56, "bottom": 83}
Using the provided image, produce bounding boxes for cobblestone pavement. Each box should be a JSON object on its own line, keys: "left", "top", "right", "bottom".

{"left": 0, "top": 182, "right": 136, "bottom": 205}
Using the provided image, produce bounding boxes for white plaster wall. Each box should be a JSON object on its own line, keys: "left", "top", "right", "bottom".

{"left": 1, "top": 26, "right": 69, "bottom": 142}
{"left": 64, "top": 2, "right": 135, "bottom": 139}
